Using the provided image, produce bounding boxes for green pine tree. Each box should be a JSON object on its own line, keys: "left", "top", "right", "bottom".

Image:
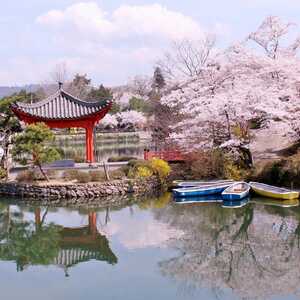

{"left": 12, "top": 122, "right": 61, "bottom": 181}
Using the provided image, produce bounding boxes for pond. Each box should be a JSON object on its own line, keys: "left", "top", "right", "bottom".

{"left": 0, "top": 194, "right": 300, "bottom": 300}
{"left": 54, "top": 132, "right": 150, "bottom": 162}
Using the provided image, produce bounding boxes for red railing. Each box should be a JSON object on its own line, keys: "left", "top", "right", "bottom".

{"left": 144, "top": 149, "right": 186, "bottom": 162}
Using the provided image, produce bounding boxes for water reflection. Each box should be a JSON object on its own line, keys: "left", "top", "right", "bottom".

{"left": 221, "top": 197, "right": 250, "bottom": 208}
{"left": 0, "top": 195, "right": 300, "bottom": 299}
{"left": 55, "top": 135, "right": 149, "bottom": 162}
{"left": 155, "top": 198, "right": 300, "bottom": 299}
{"left": 0, "top": 206, "right": 117, "bottom": 275}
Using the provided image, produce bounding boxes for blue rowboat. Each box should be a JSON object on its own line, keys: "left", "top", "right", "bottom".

{"left": 174, "top": 194, "right": 223, "bottom": 204}
{"left": 173, "top": 179, "right": 234, "bottom": 188}
{"left": 222, "top": 197, "right": 250, "bottom": 208}
{"left": 222, "top": 182, "right": 250, "bottom": 201}
{"left": 172, "top": 183, "right": 232, "bottom": 198}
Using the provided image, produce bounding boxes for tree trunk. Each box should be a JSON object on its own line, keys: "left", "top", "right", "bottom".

{"left": 1, "top": 135, "right": 10, "bottom": 181}
{"left": 224, "top": 110, "right": 231, "bottom": 139}
{"left": 37, "top": 163, "right": 49, "bottom": 182}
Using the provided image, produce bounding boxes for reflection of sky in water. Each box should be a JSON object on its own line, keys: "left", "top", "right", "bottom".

{"left": 100, "top": 209, "right": 184, "bottom": 250}
{"left": 1, "top": 198, "right": 300, "bottom": 299}
{"left": 16, "top": 205, "right": 184, "bottom": 249}
{"left": 0, "top": 202, "right": 206, "bottom": 300}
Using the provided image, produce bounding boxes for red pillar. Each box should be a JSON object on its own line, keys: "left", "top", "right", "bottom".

{"left": 85, "top": 125, "right": 94, "bottom": 163}
{"left": 88, "top": 212, "right": 97, "bottom": 236}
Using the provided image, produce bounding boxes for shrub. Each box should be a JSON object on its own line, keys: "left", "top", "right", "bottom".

{"left": 125, "top": 158, "right": 171, "bottom": 182}
{"left": 149, "top": 158, "right": 171, "bottom": 182}
{"left": 168, "top": 162, "right": 191, "bottom": 181}
{"left": 108, "top": 156, "right": 138, "bottom": 162}
{"left": 127, "top": 160, "right": 151, "bottom": 178}
{"left": 127, "top": 159, "right": 146, "bottom": 168}
{"left": 0, "top": 168, "right": 7, "bottom": 180}
{"left": 76, "top": 171, "right": 91, "bottom": 183}
{"left": 63, "top": 169, "right": 79, "bottom": 181}
{"left": 16, "top": 170, "right": 36, "bottom": 182}
{"left": 183, "top": 149, "right": 253, "bottom": 181}
{"left": 15, "top": 168, "right": 54, "bottom": 182}
{"left": 232, "top": 122, "right": 250, "bottom": 141}
{"left": 121, "top": 164, "right": 130, "bottom": 176}
{"left": 110, "top": 169, "right": 126, "bottom": 179}
{"left": 89, "top": 170, "right": 106, "bottom": 182}
{"left": 136, "top": 166, "right": 153, "bottom": 178}
{"left": 46, "top": 169, "right": 59, "bottom": 180}
{"left": 223, "top": 160, "right": 244, "bottom": 180}
{"left": 186, "top": 150, "right": 225, "bottom": 179}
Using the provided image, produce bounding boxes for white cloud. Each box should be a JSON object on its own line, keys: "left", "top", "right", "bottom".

{"left": 32, "top": 2, "right": 210, "bottom": 85}
{"left": 112, "top": 4, "right": 203, "bottom": 40}
{"left": 37, "top": 2, "right": 204, "bottom": 42}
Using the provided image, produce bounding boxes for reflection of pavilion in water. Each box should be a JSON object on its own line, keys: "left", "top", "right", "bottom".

{"left": 34, "top": 209, "right": 117, "bottom": 276}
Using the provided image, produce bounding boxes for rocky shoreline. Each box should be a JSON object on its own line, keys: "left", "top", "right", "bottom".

{"left": 0, "top": 177, "right": 161, "bottom": 206}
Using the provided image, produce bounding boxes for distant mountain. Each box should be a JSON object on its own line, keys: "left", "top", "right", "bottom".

{"left": 0, "top": 82, "right": 145, "bottom": 103}
{"left": 0, "top": 84, "right": 44, "bottom": 98}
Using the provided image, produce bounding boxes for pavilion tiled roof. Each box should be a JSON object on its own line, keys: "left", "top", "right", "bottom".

{"left": 11, "top": 88, "right": 112, "bottom": 120}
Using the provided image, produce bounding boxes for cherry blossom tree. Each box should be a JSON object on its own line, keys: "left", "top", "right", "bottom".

{"left": 157, "top": 35, "right": 216, "bottom": 81}
{"left": 99, "top": 111, "right": 147, "bottom": 130}
{"left": 161, "top": 16, "right": 300, "bottom": 154}
{"left": 100, "top": 114, "right": 118, "bottom": 129}
{"left": 117, "top": 111, "right": 147, "bottom": 129}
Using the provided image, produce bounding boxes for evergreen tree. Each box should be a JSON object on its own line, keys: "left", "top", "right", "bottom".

{"left": 127, "top": 97, "right": 151, "bottom": 114}
{"left": 0, "top": 93, "right": 24, "bottom": 179}
{"left": 12, "top": 123, "right": 61, "bottom": 181}
{"left": 67, "top": 74, "right": 91, "bottom": 99}
{"left": 152, "top": 67, "right": 166, "bottom": 90}
{"left": 149, "top": 68, "right": 172, "bottom": 150}
{"left": 88, "top": 84, "right": 113, "bottom": 101}
{"left": 88, "top": 84, "right": 120, "bottom": 114}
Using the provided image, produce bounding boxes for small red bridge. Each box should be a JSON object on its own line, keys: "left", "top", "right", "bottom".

{"left": 144, "top": 149, "right": 186, "bottom": 162}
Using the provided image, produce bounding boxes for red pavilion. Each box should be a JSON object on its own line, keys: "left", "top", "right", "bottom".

{"left": 11, "top": 83, "right": 112, "bottom": 163}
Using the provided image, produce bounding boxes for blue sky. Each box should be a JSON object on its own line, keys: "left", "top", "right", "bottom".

{"left": 1, "top": 0, "right": 300, "bottom": 86}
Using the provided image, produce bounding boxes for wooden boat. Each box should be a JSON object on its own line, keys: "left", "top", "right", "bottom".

{"left": 173, "top": 179, "right": 234, "bottom": 188}
{"left": 172, "top": 182, "right": 232, "bottom": 198}
{"left": 249, "top": 182, "right": 299, "bottom": 200}
{"left": 222, "top": 197, "right": 250, "bottom": 209}
{"left": 174, "top": 194, "right": 223, "bottom": 204}
{"left": 222, "top": 182, "right": 250, "bottom": 201}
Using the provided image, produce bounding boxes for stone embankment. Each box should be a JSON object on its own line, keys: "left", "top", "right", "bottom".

{"left": 0, "top": 177, "right": 160, "bottom": 206}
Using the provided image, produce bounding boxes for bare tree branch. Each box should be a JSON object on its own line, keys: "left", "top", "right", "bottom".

{"left": 157, "top": 35, "right": 216, "bottom": 80}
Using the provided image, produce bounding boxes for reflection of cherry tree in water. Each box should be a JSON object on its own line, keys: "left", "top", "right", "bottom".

{"left": 266, "top": 205, "right": 300, "bottom": 264}
{"left": 155, "top": 203, "right": 300, "bottom": 299}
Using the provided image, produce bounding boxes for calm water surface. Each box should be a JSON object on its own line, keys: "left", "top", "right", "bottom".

{"left": 0, "top": 194, "right": 300, "bottom": 300}
{"left": 55, "top": 133, "right": 149, "bottom": 162}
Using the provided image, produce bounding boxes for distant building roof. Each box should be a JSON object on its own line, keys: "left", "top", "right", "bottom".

{"left": 11, "top": 88, "right": 112, "bottom": 121}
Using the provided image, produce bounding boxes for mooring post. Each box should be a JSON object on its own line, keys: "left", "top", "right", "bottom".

{"left": 103, "top": 161, "right": 110, "bottom": 181}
